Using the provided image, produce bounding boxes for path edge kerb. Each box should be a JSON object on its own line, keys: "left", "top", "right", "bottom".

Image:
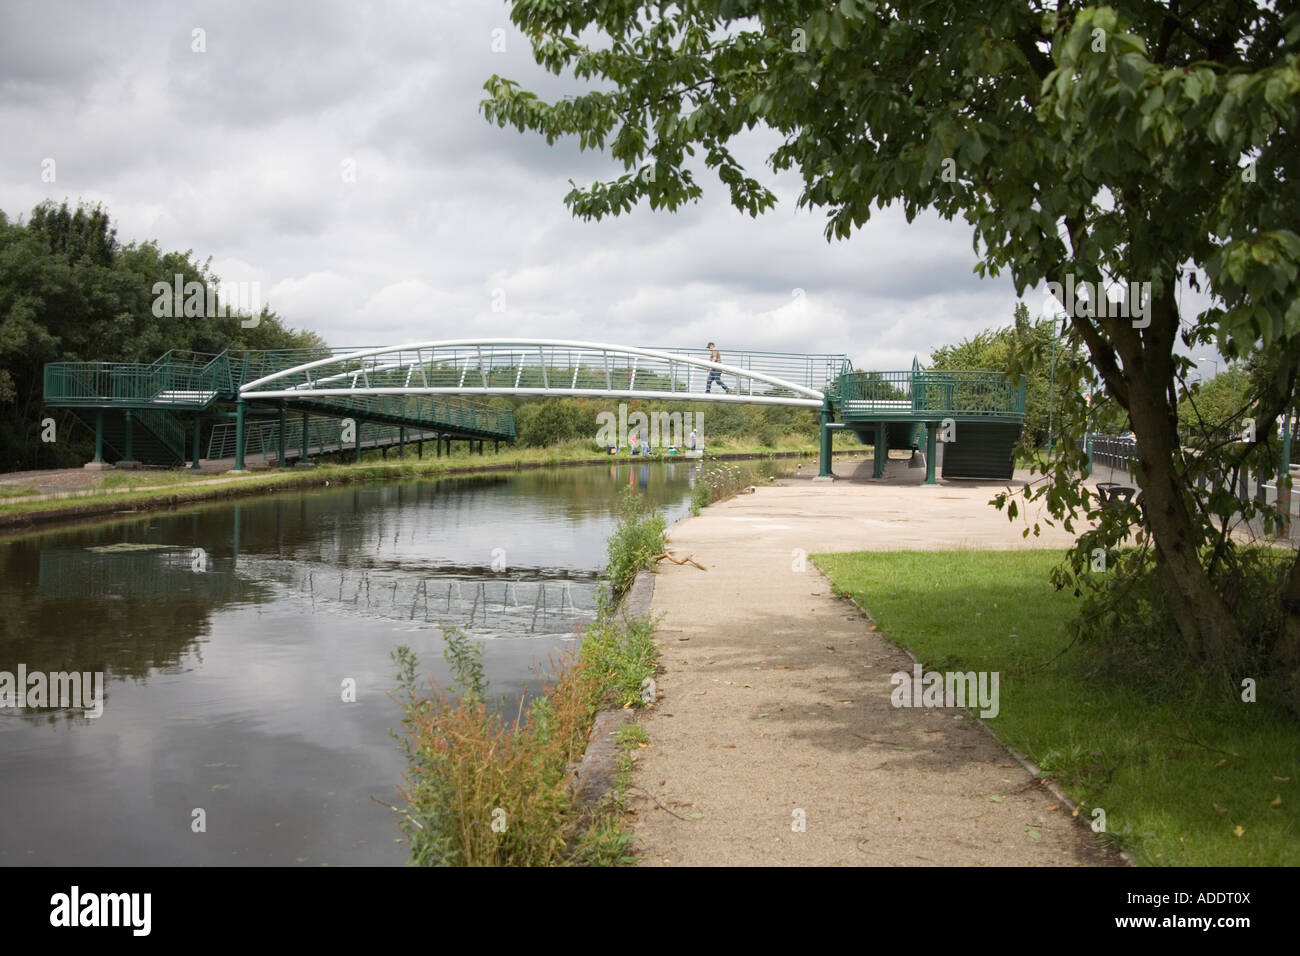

{"left": 836, "top": 590, "right": 1135, "bottom": 867}
{"left": 569, "top": 567, "right": 657, "bottom": 807}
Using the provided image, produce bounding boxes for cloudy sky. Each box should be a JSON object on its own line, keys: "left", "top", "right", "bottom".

{"left": 2, "top": 0, "right": 1161, "bottom": 372}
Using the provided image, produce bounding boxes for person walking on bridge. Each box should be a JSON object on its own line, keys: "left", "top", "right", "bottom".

{"left": 705, "top": 342, "right": 731, "bottom": 394}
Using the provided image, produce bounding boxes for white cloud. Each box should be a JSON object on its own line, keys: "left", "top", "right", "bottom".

{"left": 0, "top": 0, "right": 1037, "bottom": 368}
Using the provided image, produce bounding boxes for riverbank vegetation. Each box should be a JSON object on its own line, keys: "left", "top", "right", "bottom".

{"left": 388, "top": 489, "right": 664, "bottom": 866}
{"left": 814, "top": 548, "right": 1300, "bottom": 866}
{"left": 0, "top": 441, "right": 837, "bottom": 531}
{"left": 689, "top": 458, "right": 758, "bottom": 515}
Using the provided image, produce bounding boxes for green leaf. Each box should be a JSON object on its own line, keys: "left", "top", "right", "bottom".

{"left": 1117, "top": 54, "right": 1144, "bottom": 92}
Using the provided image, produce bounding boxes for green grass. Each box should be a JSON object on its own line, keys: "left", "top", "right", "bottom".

{"left": 0, "top": 485, "right": 42, "bottom": 498}
{"left": 604, "top": 490, "right": 668, "bottom": 598}
{"left": 813, "top": 549, "right": 1300, "bottom": 866}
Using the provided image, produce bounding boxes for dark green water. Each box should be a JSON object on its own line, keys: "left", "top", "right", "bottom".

{"left": 0, "top": 459, "right": 729, "bottom": 866}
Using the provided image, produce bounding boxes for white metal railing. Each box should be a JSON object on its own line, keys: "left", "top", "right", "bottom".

{"left": 238, "top": 339, "right": 849, "bottom": 408}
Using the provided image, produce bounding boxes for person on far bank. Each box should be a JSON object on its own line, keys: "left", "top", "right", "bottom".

{"left": 705, "top": 342, "right": 730, "bottom": 393}
{"left": 689, "top": 427, "right": 698, "bottom": 451}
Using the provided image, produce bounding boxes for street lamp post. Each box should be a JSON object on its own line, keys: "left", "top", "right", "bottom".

{"left": 1197, "top": 356, "right": 1220, "bottom": 379}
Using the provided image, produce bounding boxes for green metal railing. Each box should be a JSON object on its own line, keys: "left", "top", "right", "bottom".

{"left": 835, "top": 369, "right": 1026, "bottom": 421}
{"left": 135, "top": 407, "right": 188, "bottom": 458}
{"left": 208, "top": 418, "right": 441, "bottom": 461}
{"left": 44, "top": 350, "right": 234, "bottom": 408}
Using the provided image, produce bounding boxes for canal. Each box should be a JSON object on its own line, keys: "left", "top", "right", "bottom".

{"left": 0, "top": 458, "right": 772, "bottom": 866}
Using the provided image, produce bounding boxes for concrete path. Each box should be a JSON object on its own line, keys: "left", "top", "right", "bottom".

{"left": 626, "top": 461, "right": 1121, "bottom": 866}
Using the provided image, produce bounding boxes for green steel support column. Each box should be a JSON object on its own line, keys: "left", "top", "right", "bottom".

{"left": 92, "top": 410, "right": 104, "bottom": 464}
{"left": 817, "top": 397, "right": 833, "bottom": 478}
{"left": 436, "top": 436, "right": 442, "bottom": 458}
{"left": 873, "top": 423, "right": 889, "bottom": 479}
{"left": 925, "top": 421, "right": 938, "bottom": 485}
{"left": 234, "top": 398, "right": 246, "bottom": 471}
{"left": 277, "top": 403, "right": 287, "bottom": 468}
{"left": 495, "top": 440, "right": 499, "bottom": 453}
{"left": 191, "top": 415, "right": 202, "bottom": 470}
{"left": 123, "top": 409, "right": 135, "bottom": 463}
{"left": 418, "top": 440, "right": 423, "bottom": 459}
{"left": 301, "top": 412, "right": 310, "bottom": 464}
{"left": 399, "top": 427, "right": 406, "bottom": 459}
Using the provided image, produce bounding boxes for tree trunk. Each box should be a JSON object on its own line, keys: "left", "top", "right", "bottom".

{"left": 1121, "top": 343, "right": 1241, "bottom": 663}
{"left": 1067, "top": 272, "right": 1242, "bottom": 664}
{"left": 1275, "top": 550, "right": 1300, "bottom": 703}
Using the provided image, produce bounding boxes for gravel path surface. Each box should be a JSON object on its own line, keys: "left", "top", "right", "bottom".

{"left": 626, "top": 462, "right": 1123, "bottom": 866}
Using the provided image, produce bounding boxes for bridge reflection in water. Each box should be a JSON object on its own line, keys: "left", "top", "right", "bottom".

{"left": 247, "top": 559, "right": 595, "bottom": 636}
{"left": 38, "top": 547, "right": 595, "bottom": 638}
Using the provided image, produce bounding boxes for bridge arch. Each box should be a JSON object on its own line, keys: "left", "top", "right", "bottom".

{"left": 238, "top": 339, "right": 845, "bottom": 407}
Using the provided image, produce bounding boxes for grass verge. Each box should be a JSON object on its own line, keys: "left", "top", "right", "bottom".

{"left": 812, "top": 548, "right": 1300, "bottom": 866}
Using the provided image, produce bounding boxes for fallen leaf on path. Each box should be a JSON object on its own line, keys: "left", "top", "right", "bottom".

{"left": 1212, "top": 803, "right": 1227, "bottom": 813}
{"left": 1214, "top": 759, "right": 1227, "bottom": 767}
{"left": 1025, "top": 826, "right": 1041, "bottom": 841}
{"left": 1046, "top": 805, "right": 1060, "bottom": 812}
{"left": 1274, "top": 776, "right": 1291, "bottom": 782}
{"left": 722, "top": 744, "right": 736, "bottom": 749}
{"left": 988, "top": 795, "right": 1004, "bottom": 803}
{"left": 1233, "top": 826, "right": 1245, "bottom": 837}
{"left": 1270, "top": 795, "right": 1282, "bottom": 808}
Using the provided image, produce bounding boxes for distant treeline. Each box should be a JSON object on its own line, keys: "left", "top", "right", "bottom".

{"left": 0, "top": 201, "right": 323, "bottom": 471}
{"left": 506, "top": 396, "right": 818, "bottom": 448}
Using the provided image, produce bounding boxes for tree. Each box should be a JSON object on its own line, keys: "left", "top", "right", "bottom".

{"left": 482, "top": 2, "right": 1300, "bottom": 669}
{"left": 0, "top": 201, "right": 323, "bottom": 470}
{"left": 930, "top": 302, "right": 1090, "bottom": 449}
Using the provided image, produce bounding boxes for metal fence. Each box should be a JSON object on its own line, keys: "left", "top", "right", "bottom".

{"left": 207, "top": 418, "right": 443, "bottom": 462}
{"left": 1081, "top": 433, "right": 1300, "bottom": 517}
{"left": 836, "top": 369, "right": 1027, "bottom": 420}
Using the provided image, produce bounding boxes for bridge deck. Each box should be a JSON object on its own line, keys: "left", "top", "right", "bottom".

{"left": 43, "top": 343, "right": 1025, "bottom": 475}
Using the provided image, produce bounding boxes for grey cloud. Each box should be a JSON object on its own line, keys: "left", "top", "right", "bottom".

{"left": 1, "top": 0, "right": 1029, "bottom": 368}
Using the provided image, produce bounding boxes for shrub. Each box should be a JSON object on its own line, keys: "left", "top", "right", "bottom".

{"left": 689, "top": 458, "right": 751, "bottom": 515}
{"left": 389, "top": 494, "right": 666, "bottom": 866}
{"left": 1065, "top": 544, "right": 1299, "bottom": 714}
{"left": 603, "top": 488, "right": 666, "bottom": 598}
